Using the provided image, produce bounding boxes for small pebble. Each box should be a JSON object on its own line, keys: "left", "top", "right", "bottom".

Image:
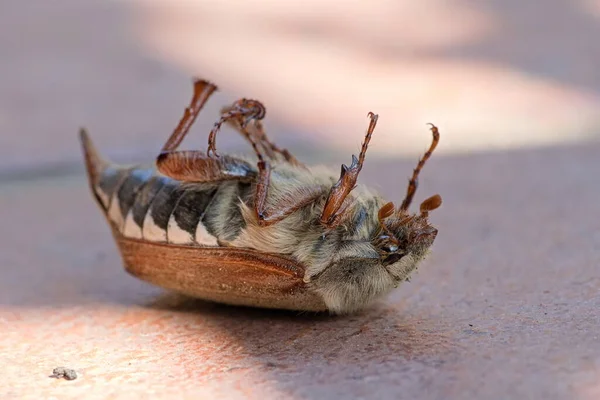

{"left": 51, "top": 367, "right": 77, "bottom": 381}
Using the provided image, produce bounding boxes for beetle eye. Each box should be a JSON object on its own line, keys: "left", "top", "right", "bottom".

{"left": 383, "top": 253, "right": 405, "bottom": 265}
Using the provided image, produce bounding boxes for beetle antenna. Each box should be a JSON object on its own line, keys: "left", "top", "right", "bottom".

{"left": 399, "top": 123, "right": 440, "bottom": 212}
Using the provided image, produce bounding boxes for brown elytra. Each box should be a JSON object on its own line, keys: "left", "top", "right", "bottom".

{"left": 110, "top": 226, "right": 327, "bottom": 312}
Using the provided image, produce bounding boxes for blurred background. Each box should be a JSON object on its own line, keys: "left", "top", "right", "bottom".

{"left": 2, "top": 2, "right": 600, "bottom": 398}
{"left": 1, "top": 0, "right": 599, "bottom": 174}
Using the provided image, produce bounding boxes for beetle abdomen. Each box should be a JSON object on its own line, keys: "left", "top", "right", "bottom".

{"left": 80, "top": 130, "right": 251, "bottom": 248}
{"left": 96, "top": 166, "right": 250, "bottom": 247}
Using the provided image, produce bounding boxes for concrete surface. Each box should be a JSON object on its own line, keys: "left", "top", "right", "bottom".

{"left": 1, "top": 1, "right": 600, "bottom": 399}
{"left": 2, "top": 143, "right": 600, "bottom": 399}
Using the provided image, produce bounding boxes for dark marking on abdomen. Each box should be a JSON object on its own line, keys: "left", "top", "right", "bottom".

{"left": 97, "top": 166, "right": 132, "bottom": 210}
{"left": 131, "top": 175, "right": 168, "bottom": 229}
{"left": 172, "top": 184, "right": 218, "bottom": 236}
{"left": 117, "top": 168, "right": 154, "bottom": 219}
{"left": 149, "top": 180, "right": 185, "bottom": 230}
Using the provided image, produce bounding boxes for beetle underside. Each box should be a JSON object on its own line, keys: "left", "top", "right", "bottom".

{"left": 80, "top": 77, "right": 442, "bottom": 314}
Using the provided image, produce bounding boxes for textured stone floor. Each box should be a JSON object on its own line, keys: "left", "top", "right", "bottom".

{"left": 2, "top": 143, "right": 600, "bottom": 399}
{"left": 1, "top": 1, "right": 599, "bottom": 399}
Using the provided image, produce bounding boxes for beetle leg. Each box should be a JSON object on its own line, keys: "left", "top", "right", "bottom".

{"left": 156, "top": 79, "right": 318, "bottom": 225}
{"left": 254, "top": 186, "right": 325, "bottom": 227}
{"left": 217, "top": 115, "right": 319, "bottom": 226}
{"left": 156, "top": 151, "right": 256, "bottom": 183}
{"left": 220, "top": 104, "right": 304, "bottom": 167}
{"left": 319, "top": 112, "right": 378, "bottom": 228}
{"left": 234, "top": 124, "right": 277, "bottom": 224}
{"left": 207, "top": 99, "right": 266, "bottom": 158}
{"left": 161, "top": 78, "right": 218, "bottom": 153}
{"left": 256, "top": 112, "right": 379, "bottom": 229}
{"left": 158, "top": 92, "right": 272, "bottom": 196}
{"left": 206, "top": 100, "right": 296, "bottom": 224}
{"left": 156, "top": 78, "right": 260, "bottom": 184}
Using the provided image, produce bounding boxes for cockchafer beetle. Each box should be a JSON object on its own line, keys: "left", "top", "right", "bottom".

{"left": 80, "top": 78, "right": 442, "bottom": 314}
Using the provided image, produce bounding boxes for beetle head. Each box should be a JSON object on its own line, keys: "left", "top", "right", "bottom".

{"left": 373, "top": 194, "right": 441, "bottom": 271}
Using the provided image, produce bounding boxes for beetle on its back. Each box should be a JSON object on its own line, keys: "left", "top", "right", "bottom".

{"left": 80, "top": 78, "right": 442, "bottom": 314}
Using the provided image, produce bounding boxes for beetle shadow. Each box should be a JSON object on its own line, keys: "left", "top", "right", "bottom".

{"left": 144, "top": 292, "right": 455, "bottom": 399}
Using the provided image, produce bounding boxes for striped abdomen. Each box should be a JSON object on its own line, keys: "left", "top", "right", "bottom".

{"left": 92, "top": 163, "right": 252, "bottom": 247}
